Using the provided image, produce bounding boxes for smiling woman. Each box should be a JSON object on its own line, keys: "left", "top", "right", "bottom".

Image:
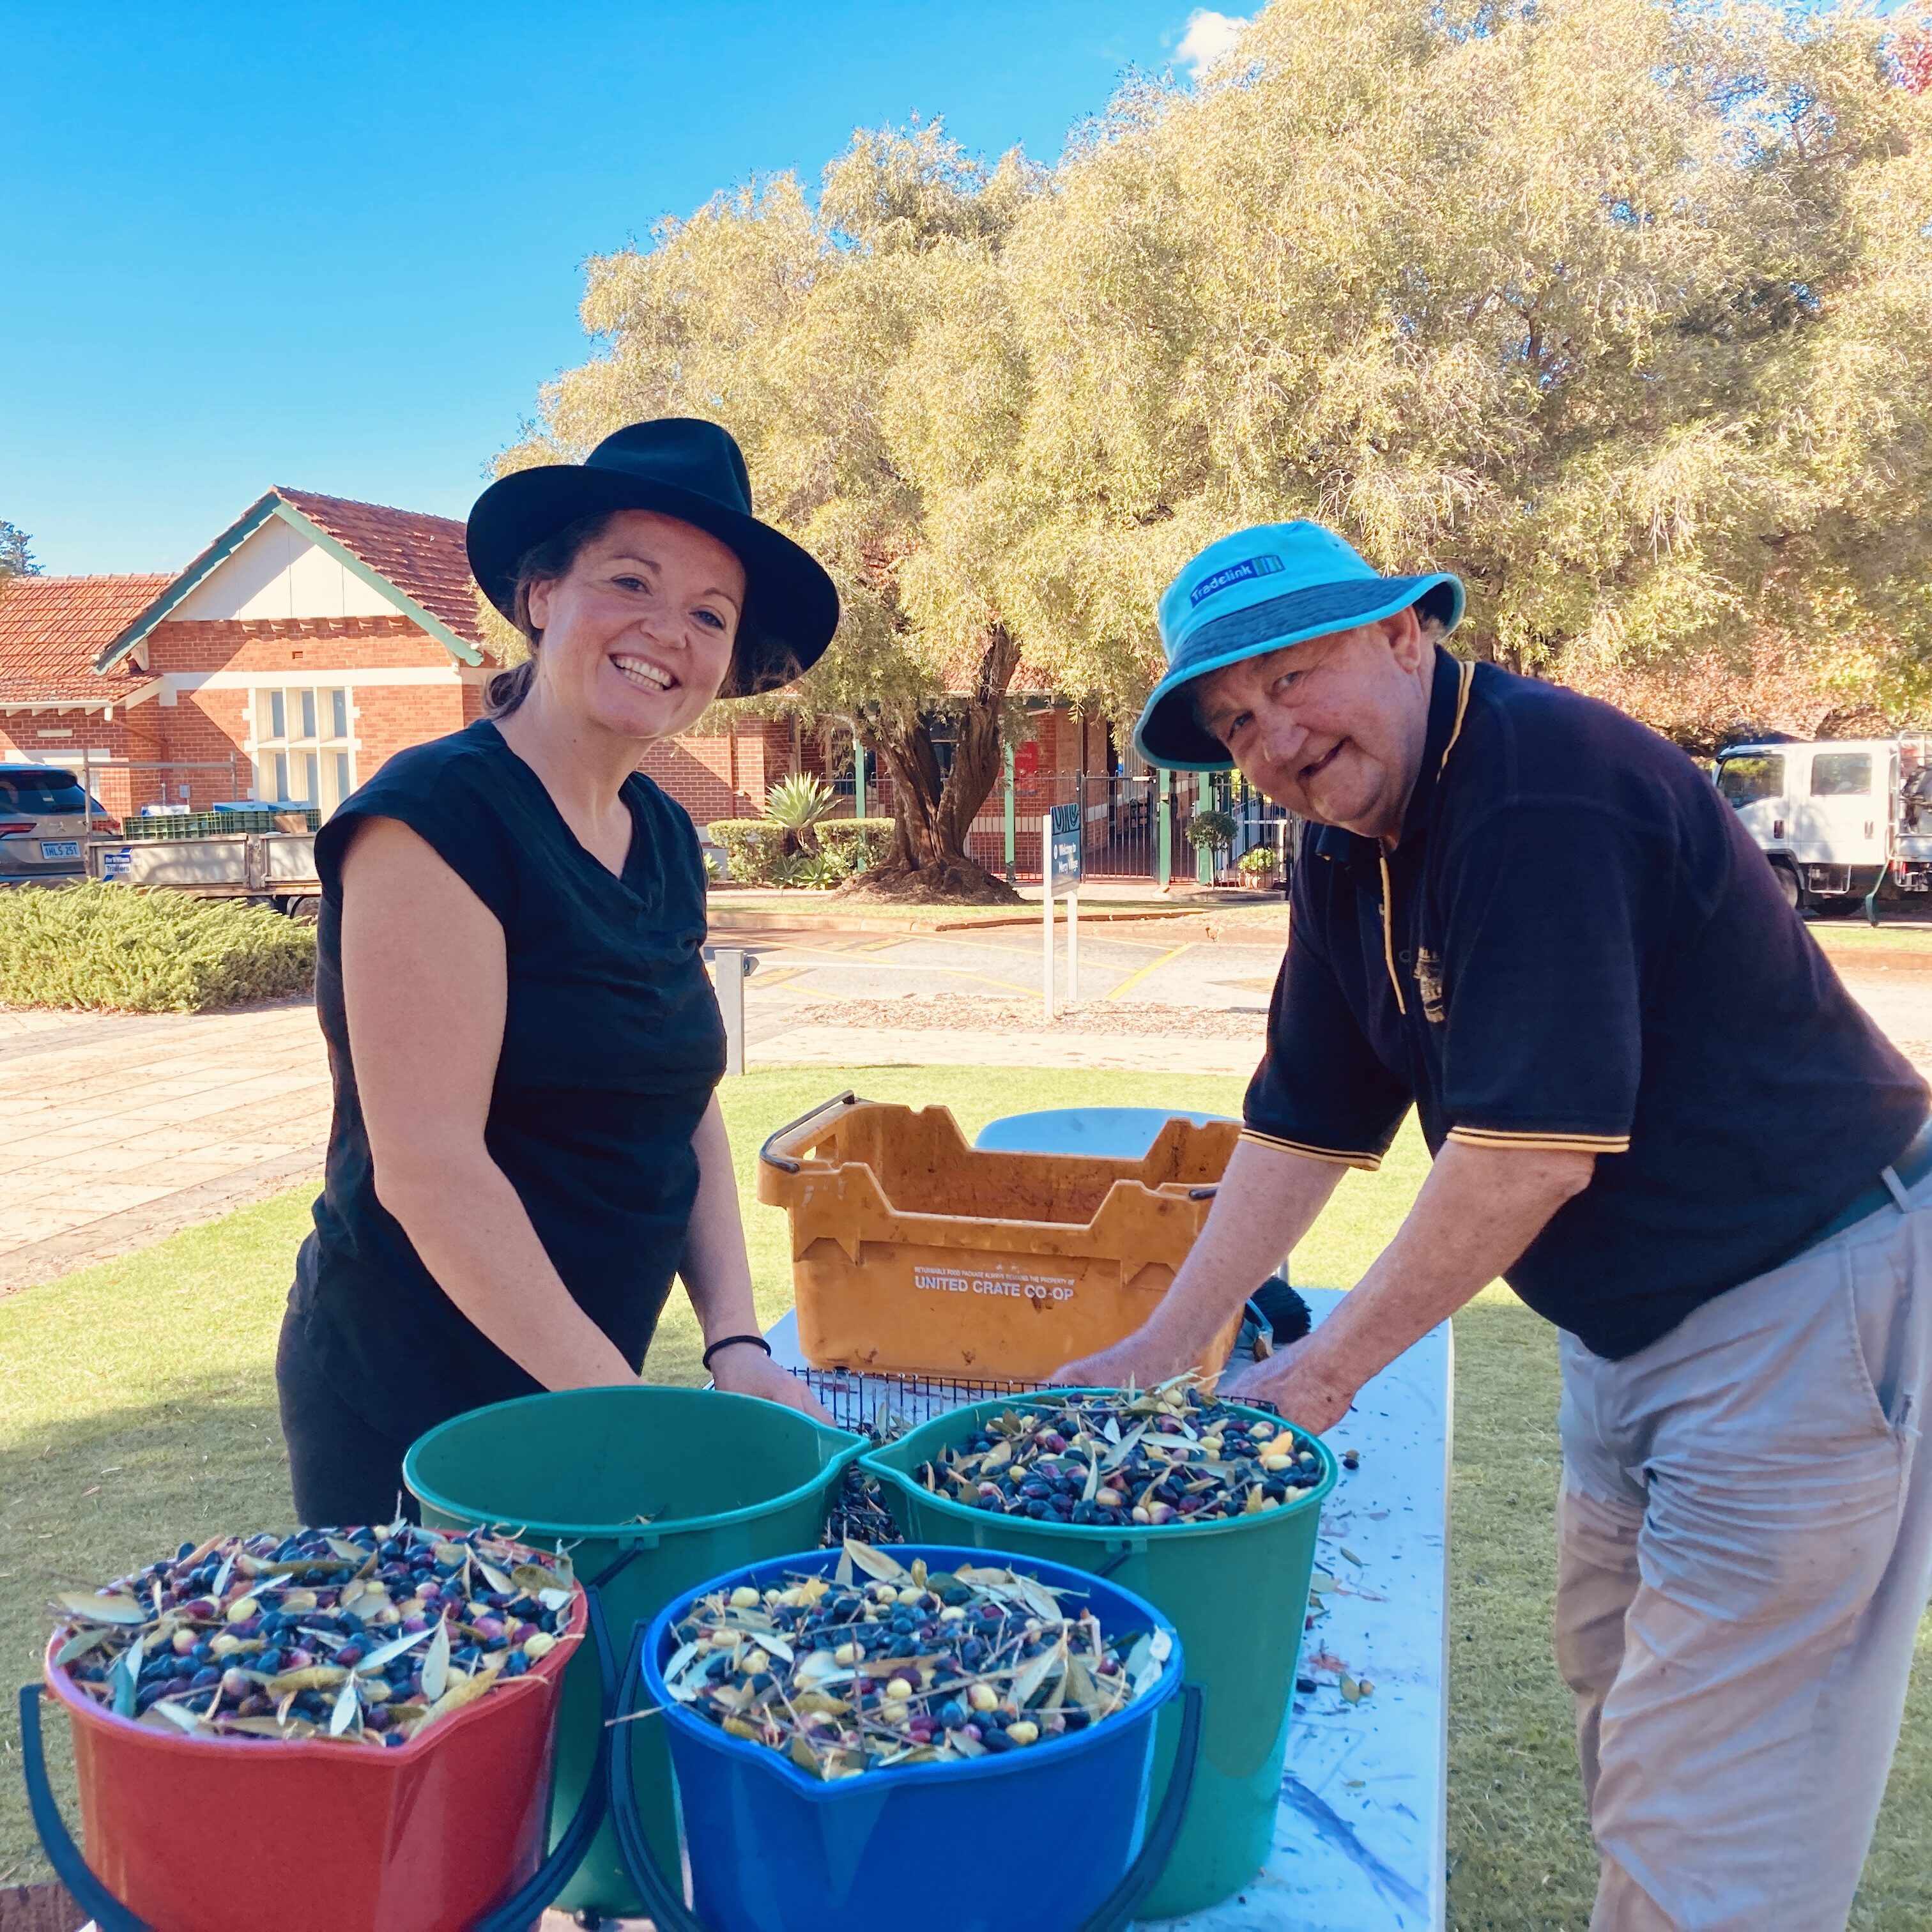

{"left": 273, "top": 418, "right": 843, "bottom": 1526}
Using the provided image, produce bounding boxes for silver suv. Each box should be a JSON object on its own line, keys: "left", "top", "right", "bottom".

{"left": 0, "top": 766, "right": 105, "bottom": 881}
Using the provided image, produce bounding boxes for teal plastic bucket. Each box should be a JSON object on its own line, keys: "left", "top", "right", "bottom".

{"left": 862, "top": 1392, "right": 1337, "bottom": 1917}
{"left": 404, "top": 1386, "right": 864, "bottom": 1917}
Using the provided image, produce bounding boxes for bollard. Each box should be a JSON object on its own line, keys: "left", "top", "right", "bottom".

{"left": 705, "top": 946, "right": 758, "bottom": 1075}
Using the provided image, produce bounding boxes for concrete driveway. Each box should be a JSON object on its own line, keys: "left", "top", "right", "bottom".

{"left": 4, "top": 920, "right": 1931, "bottom": 1294}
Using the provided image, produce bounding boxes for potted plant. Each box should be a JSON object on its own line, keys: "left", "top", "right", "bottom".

{"left": 1236, "top": 845, "right": 1278, "bottom": 884}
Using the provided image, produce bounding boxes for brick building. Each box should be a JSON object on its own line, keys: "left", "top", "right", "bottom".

{"left": 0, "top": 484, "right": 1153, "bottom": 871}
{"left": 0, "top": 486, "right": 801, "bottom": 830}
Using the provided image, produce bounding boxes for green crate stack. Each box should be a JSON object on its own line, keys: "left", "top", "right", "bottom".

{"left": 124, "top": 808, "right": 320, "bottom": 840}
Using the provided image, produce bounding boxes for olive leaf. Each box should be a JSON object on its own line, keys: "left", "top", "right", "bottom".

{"left": 57, "top": 1590, "right": 146, "bottom": 1627}
{"left": 54, "top": 1627, "right": 114, "bottom": 1667}
{"left": 111, "top": 1635, "right": 143, "bottom": 1718}
{"left": 843, "top": 1538, "right": 908, "bottom": 1583}
{"left": 421, "top": 1618, "right": 450, "bottom": 1704}
{"left": 355, "top": 1625, "right": 433, "bottom": 1675}
{"left": 415, "top": 1657, "right": 503, "bottom": 1735}
{"left": 328, "top": 1675, "right": 361, "bottom": 1737}
{"left": 1010, "top": 1640, "right": 1063, "bottom": 1710}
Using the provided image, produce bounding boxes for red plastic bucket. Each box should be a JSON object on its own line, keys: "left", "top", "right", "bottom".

{"left": 26, "top": 1587, "right": 590, "bottom": 1932}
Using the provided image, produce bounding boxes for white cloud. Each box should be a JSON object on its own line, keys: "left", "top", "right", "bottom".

{"left": 1175, "top": 8, "right": 1250, "bottom": 79}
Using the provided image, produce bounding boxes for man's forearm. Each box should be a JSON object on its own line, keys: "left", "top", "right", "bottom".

{"left": 1056, "top": 1139, "right": 1347, "bottom": 1384}
{"left": 1290, "top": 1139, "right": 1592, "bottom": 1400}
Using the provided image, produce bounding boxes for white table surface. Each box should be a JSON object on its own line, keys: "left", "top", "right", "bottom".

{"left": 767, "top": 1287, "right": 1452, "bottom": 1932}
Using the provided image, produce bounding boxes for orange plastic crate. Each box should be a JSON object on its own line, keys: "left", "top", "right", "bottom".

{"left": 756, "top": 1094, "right": 1243, "bottom": 1383}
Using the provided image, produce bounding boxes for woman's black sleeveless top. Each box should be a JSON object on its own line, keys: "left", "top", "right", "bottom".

{"left": 288, "top": 718, "right": 726, "bottom": 1443}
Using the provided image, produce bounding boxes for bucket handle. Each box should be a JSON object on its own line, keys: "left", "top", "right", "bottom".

{"left": 469, "top": 1585, "right": 618, "bottom": 1932}
{"left": 608, "top": 1616, "right": 707, "bottom": 1932}
{"left": 1078, "top": 1682, "right": 1205, "bottom": 1932}
{"left": 758, "top": 1089, "right": 861, "bottom": 1173}
{"left": 608, "top": 1621, "right": 1206, "bottom": 1932}
{"left": 15, "top": 1593, "right": 620, "bottom": 1932}
{"left": 16, "top": 1683, "right": 150, "bottom": 1932}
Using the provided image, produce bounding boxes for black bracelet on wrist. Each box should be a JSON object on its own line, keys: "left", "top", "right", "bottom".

{"left": 702, "top": 1333, "right": 774, "bottom": 1371}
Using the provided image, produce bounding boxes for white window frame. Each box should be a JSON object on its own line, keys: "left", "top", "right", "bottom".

{"left": 252, "top": 684, "right": 356, "bottom": 815}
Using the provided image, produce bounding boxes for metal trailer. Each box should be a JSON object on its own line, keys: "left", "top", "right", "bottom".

{"left": 84, "top": 831, "right": 321, "bottom": 915}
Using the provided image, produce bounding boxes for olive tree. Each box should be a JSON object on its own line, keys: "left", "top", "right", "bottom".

{"left": 503, "top": 0, "right": 1932, "bottom": 894}
{"left": 502, "top": 130, "right": 1048, "bottom": 901}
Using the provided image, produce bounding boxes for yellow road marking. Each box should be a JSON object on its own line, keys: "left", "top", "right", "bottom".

{"left": 1105, "top": 942, "right": 1193, "bottom": 1002}
{"left": 747, "top": 977, "right": 840, "bottom": 1001}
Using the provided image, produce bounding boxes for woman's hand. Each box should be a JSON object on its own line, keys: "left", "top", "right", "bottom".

{"left": 708, "top": 1341, "right": 834, "bottom": 1424}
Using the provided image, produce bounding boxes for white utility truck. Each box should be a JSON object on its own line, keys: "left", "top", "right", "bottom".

{"left": 1713, "top": 736, "right": 1932, "bottom": 918}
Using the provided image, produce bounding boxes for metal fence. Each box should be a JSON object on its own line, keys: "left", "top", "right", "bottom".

{"left": 967, "top": 772, "right": 1213, "bottom": 883}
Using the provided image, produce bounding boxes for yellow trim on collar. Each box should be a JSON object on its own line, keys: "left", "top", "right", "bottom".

{"left": 1439, "top": 656, "right": 1475, "bottom": 775}
{"left": 1239, "top": 1127, "right": 1384, "bottom": 1172}
{"left": 1446, "top": 1125, "right": 1630, "bottom": 1154}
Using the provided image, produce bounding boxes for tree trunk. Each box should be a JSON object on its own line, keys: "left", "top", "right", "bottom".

{"left": 848, "top": 626, "right": 1025, "bottom": 904}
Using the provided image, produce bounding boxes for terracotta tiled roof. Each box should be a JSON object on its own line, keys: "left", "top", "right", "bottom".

{"left": 0, "top": 574, "right": 171, "bottom": 706}
{"left": 275, "top": 487, "right": 483, "bottom": 645}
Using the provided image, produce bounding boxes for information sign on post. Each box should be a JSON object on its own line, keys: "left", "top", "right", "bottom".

{"left": 1043, "top": 802, "right": 1083, "bottom": 1018}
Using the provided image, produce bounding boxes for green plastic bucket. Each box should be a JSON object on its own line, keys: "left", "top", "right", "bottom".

{"left": 861, "top": 1391, "right": 1337, "bottom": 1919}
{"left": 404, "top": 1385, "right": 864, "bottom": 1917}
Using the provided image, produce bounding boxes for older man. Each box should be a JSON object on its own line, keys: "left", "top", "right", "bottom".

{"left": 1057, "top": 521, "right": 1932, "bottom": 1930}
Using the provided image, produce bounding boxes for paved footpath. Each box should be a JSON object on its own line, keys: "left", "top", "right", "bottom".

{"left": 0, "top": 1001, "right": 332, "bottom": 1293}
{"left": 3, "top": 924, "right": 1929, "bottom": 1294}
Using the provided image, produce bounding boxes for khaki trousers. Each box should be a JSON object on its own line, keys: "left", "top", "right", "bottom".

{"left": 1554, "top": 1179, "right": 1932, "bottom": 1931}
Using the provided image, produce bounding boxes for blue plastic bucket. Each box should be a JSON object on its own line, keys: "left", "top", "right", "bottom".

{"left": 615, "top": 1545, "right": 1200, "bottom": 1932}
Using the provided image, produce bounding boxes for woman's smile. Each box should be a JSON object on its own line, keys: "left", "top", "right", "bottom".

{"left": 611, "top": 652, "right": 676, "bottom": 693}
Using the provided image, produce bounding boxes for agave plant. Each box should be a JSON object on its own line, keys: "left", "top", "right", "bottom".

{"left": 762, "top": 774, "right": 841, "bottom": 852}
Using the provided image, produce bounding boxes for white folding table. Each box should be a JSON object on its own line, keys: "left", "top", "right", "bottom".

{"left": 763, "top": 1288, "right": 1452, "bottom": 1932}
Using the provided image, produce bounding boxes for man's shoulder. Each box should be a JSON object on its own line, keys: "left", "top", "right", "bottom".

{"left": 1452, "top": 663, "right": 1706, "bottom": 819}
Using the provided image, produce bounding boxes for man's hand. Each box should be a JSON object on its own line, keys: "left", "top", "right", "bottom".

{"left": 1050, "top": 1332, "right": 1195, "bottom": 1391}
{"left": 709, "top": 1343, "right": 834, "bottom": 1423}
{"left": 1050, "top": 1139, "right": 1347, "bottom": 1389}
{"left": 1220, "top": 1338, "right": 1356, "bottom": 1434}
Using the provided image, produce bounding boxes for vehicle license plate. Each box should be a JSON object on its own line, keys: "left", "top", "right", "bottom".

{"left": 39, "top": 841, "right": 80, "bottom": 861}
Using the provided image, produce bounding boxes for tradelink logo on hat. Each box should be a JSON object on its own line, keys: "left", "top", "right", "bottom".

{"left": 1189, "top": 553, "right": 1283, "bottom": 607}
{"left": 1133, "top": 519, "right": 1465, "bottom": 772}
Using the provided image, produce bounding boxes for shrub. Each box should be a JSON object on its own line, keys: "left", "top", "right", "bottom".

{"left": 0, "top": 883, "right": 316, "bottom": 1013}
{"left": 1236, "top": 844, "right": 1278, "bottom": 876}
{"left": 793, "top": 850, "right": 852, "bottom": 889}
{"left": 1184, "top": 808, "right": 1238, "bottom": 851}
{"left": 707, "top": 820, "right": 790, "bottom": 883}
{"left": 816, "top": 818, "right": 896, "bottom": 873}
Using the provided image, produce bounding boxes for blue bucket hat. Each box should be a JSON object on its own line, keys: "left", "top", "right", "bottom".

{"left": 1131, "top": 521, "right": 1464, "bottom": 770}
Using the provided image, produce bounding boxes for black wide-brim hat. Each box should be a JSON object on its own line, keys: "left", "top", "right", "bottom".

{"left": 466, "top": 418, "right": 839, "bottom": 699}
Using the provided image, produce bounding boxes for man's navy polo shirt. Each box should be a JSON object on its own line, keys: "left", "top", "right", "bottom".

{"left": 1245, "top": 645, "right": 1928, "bottom": 1359}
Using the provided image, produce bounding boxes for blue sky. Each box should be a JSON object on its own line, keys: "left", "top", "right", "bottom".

{"left": 1, "top": 2, "right": 1236, "bottom": 575}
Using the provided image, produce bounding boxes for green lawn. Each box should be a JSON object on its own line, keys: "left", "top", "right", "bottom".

{"left": 1, "top": 1065, "right": 1928, "bottom": 1926}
